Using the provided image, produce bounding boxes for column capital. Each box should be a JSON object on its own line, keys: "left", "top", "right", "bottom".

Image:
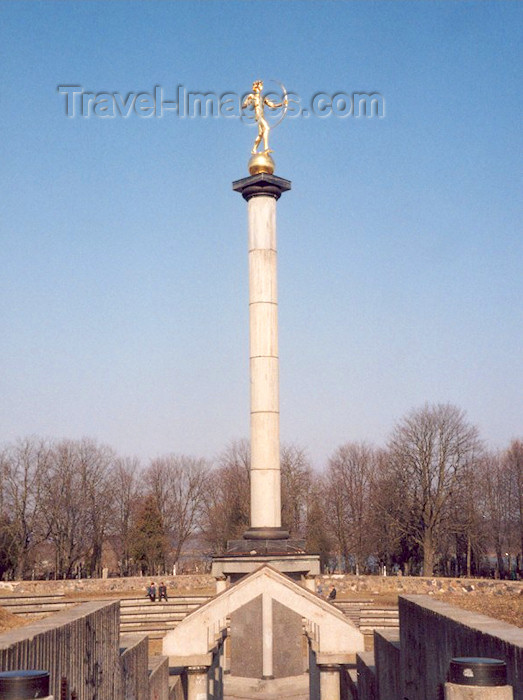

{"left": 318, "top": 663, "right": 342, "bottom": 672}
{"left": 232, "top": 173, "right": 291, "bottom": 201}
{"left": 186, "top": 665, "right": 209, "bottom": 674}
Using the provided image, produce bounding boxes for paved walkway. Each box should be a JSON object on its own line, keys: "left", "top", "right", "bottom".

{"left": 224, "top": 673, "right": 309, "bottom": 700}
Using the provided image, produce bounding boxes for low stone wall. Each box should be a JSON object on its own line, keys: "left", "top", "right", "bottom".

{"left": 1, "top": 573, "right": 519, "bottom": 599}
{"left": 0, "top": 574, "right": 215, "bottom": 596}
{"left": 318, "top": 574, "right": 521, "bottom": 598}
{"left": 399, "top": 594, "right": 523, "bottom": 700}
{"left": 0, "top": 600, "right": 120, "bottom": 699}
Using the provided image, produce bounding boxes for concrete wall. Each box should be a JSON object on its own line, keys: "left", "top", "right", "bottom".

{"left": 399, "top": 595, "right": 523, "bottom": 700}
{"left": 341, "top": 666, "right": 358, "bottom": 700}
{"left": 0, "top": 600, "right": 120, "bottom": 699}
{"left": 119, "top": 633, "right": 149, "bottom": 700}
{"left": 208, "top": 640, "right": 224, "bottom": 700}
{"left": 169, "top": 675, "right": 184, "bottom": 700}
{"left": 373, "top": 629, "right": 401, "bottom": 700}
{"left": 356, "top": 652, "right": 377, "bottom": 700}
{"left": 149, "top": 655, "right": 169, "bottom": 700}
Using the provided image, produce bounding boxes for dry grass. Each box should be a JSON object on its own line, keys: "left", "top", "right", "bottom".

{"left": 337, "top": 590, "right": 523, "bottom": 627}
{"left": 0, "top": 606, "right": 34, "bottom": 633}
{"left": 440, "top": 593, "right": 522, "bottom": 627}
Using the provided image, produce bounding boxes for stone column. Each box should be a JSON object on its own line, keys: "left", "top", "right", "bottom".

{"left": 187, "top": 665, "right": 208, "bottom": 700}
{"left": 233, "top": 173, "right": 291, "bottom": 540}
{"left": 319, "top": 664, "right": 341, "bottom": 700}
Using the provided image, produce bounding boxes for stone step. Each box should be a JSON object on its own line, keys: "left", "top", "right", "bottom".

{"left": 120, "top": 608, "right": 200, "bottom": 618}
{"left": 120, "top": 596, "right": 209, "bottom": 606}
{"left": 121, "top": 621, "right": 180, "bottom": 631}
{"left": 120, "top": 603, "right": 203, "bottom": 613}
{"left": 0, "top": 596, "right": 66, "bottom": 607}
{"left": 3, "top": 601, "right": 79, "bottom": 614}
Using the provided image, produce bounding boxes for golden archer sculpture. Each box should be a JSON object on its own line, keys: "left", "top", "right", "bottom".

{"left": 242, "top": 80, "right": 288, "bottom": 175}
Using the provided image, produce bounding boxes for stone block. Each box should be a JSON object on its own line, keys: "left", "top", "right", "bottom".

{"left": 272, "top": 599, "right": 305, "bottom": 678}
{"left": 356, "top": 651, "right": 377, "bottom": 700}
{"left": 119, "top": 634, "right": 149, "bottom": 700}
{"left": 374, "top": 628, "right": 401, "bottom": 700}
{"left": 0, "top": 600, "right": 120, "bottom": 699}
{"left": 230, "top": 594, "right": 263, "bottom": 677}
{"left": 148, "top": 655, "right": 169, "bottom": 700}
{"left": 445, "top": 683, "right": 514, "bottom": 699}
{"left": 399, "top": 595, "right": 523, "bottom": 700}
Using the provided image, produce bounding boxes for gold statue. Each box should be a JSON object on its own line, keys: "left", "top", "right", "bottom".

{"left": 243, "top": 80, "right": 288, "bottom": 175}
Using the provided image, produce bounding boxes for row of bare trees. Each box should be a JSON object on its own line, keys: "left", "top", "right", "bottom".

{"left": 0, "top": 440, "right": 210, "bottom": 580}
{"left": 0, "top": 403, "right": 521, "bottom": 580}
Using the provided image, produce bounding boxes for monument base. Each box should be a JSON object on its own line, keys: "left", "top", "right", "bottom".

{"left": 243, "top": 526, "right": 290, "bottom": 540}
{"left": 211, "top": 538, "right": 320, "bottom": 583}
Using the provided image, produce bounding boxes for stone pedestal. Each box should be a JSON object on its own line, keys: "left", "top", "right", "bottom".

{"left": 445, "top": 683, "right": 513, "bottom": 699}
{"left": 211, "top": 537, "right": 320, "bottom": 583}
{"left": 187, "top": 665, "right": 208, "bottom": 700}
{"left": 319, "top": 664, "right": 341, "bottom": 700}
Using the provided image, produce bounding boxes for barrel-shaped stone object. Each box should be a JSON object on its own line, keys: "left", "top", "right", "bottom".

{"left": 449, "top": 658, "right": 507, "bottom": 686}
{"left": 0, "top": 670, "right": 50, "bottom": 699}
{"left": 445, "top": 659, "right": 513, "bottom": 700}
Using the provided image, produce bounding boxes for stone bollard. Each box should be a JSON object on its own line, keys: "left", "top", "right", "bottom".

{"left": 187, "top": 665, "right": 209, "bottom": 700}
{"left": 0, "top": 670, "right": 53, "bottom": 699}
{"left": 215, "top": 575, "right": 227, "bottom": 593}
{"left": 445, "top": 658, "right": 513, "bottom": 699}
{"left": 304, "top": 574, "right": 316, "bottom": 592}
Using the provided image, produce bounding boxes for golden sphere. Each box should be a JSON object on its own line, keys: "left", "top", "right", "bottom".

{"left": 248, "top": 152, "right": 275, "bottom": 176}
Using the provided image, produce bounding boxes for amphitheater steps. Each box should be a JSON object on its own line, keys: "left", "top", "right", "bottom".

{"left": 0, "top": 592, "right": 398, "bottom": 639}
{"left": 0, "top": 593, "right": 212, "bottom": 638}
{"left": 334, "top": 600, "right": 399, "bottom": 632}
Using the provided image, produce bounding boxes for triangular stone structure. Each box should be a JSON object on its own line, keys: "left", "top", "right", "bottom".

{"left": 163, "top": 564, "right": 364, "bottom": 679}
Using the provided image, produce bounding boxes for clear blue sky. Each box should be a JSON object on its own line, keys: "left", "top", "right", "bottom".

{"left": 1, "top": 1, "right": 521, "bottom": 468}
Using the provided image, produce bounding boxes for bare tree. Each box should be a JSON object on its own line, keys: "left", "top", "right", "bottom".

{"left": 201, "top": 440, "right": 250, "bottom": 553}
{"left": 325, "top": 442, "right": 377, "bottom": 573}
{"left": 0, "top": 437, "right": 51, "bottom": 578}
{"left": 504, "top": 439, "right": 523, "bottom": 574}
{"left": 479, "top": 448, "right": 519, "bottom": 578}
{"left": 304, "top": 473, "right": 333, "bottom": 571}
{"left": 43, "top": 440, "right": 90, "bottom": 578}
{"left": 368, "top": 449, "right": 420, "bottom": 574}
{"left": 446, "top": 458, "right": 487, "bottom": 577}
{"left": 111, "top": 457, "right": 142, "bottom": 575}
{"left": 144, "top": 454, "right": 209, "bottom": 566}
{"left": 76, "top": 439, "right": 116, "bottom": 577}
{"left": 281, "top": 444, "right": 312, "bottom": 537}
{"left": 388, "top": 403, "right": 481, "bottom": 576}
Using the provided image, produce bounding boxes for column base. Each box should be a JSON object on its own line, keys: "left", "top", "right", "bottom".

{"left": 243, "top": 526, "right": 290, "bottom": 540}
